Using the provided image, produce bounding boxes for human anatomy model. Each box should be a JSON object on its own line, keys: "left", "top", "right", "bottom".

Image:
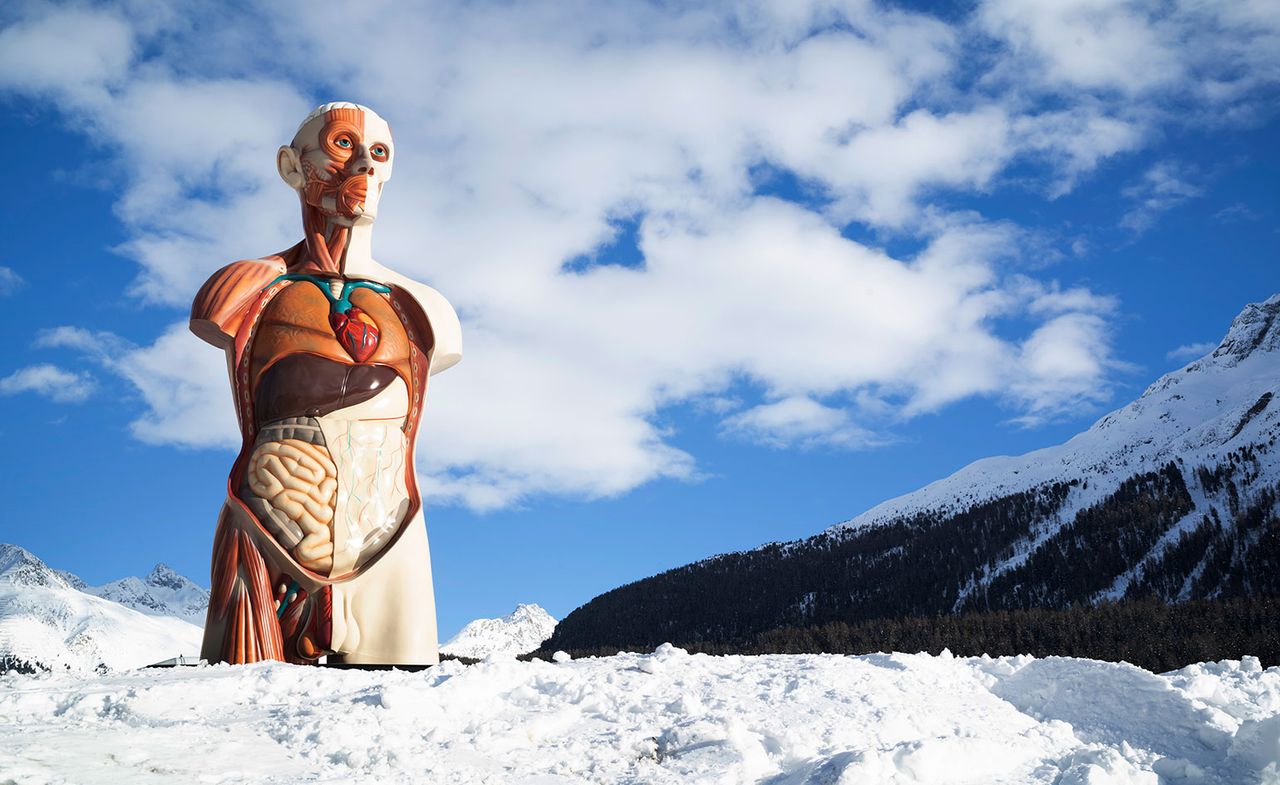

{"left": 191, "top": 103, "right": 461, "bottom": 666}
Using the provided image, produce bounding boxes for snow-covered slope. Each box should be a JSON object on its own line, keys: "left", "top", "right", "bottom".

{"left": 87, "top": 564, "right": 210, "bottom": 625}
{"left": 1, "top": 649, "right": 1276, "bottom": 784}
{"left": 441, "top": 603, "right": 557, "bottom": 658}
{"left": 0, "top": 544, "right": 203, "bottom": 672}
{"left": 839, "top": 293, "right": 1280, "bottom": 537}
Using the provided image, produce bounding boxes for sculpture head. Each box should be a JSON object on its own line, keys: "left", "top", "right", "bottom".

{"left": 278, "top": 102, "right": 394, "bottom": 225}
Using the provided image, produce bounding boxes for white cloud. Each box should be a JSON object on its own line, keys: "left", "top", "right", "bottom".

{"left": 112, "top": 323, "right": 242, "bottom": 448}
{"left": 2, "top": 0, "right": 1275, "bottom": 509}
{"left": 0, "top": 364, "right": 95, "bottom": 403}
{"left": 36, "top": 326, "right": 132, "bottom": 359}
{"left": 37, "top": 324, "right": 239, "bottom": 449}
{"left": 822, "top": 107, "right": 1015, "bottom": 227}
{"left": 978, "top": 0, "right": 1280, "bottom": 110}
{"left": 979, "top": 0, "right": 1185, "bottom": 95}
{"left": 1166, "top": 341, "right": 1217, "bottom": 362}
{"left": 1120, "top": 161, "right": 1202, "bottom": 233}
{"left": 721, "top": 396, "right": 878, "bottom": 450}
{"left": 1007, "top": 311, "right": 1118, "bottom": 424}
{"left": 0, "top": 267, "right": 22, "bottom": 296}
{"left": 0, "top": 8, "right": 133, "bottom": 107}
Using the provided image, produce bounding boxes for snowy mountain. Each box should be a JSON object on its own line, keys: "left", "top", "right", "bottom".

{"left": 441, "top": 604, "right": 558, "bottom": 659}
{"left": 0, "top": 544, "right": 203, "bottom": 673}
{"left": 545, "top": 294, "right": 1280, "bottom": 652}
{"left": 87, "top": 564, "right": 210, "bottom": 625}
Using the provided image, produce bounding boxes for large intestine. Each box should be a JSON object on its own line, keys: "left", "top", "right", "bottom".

{"left": 246, "top": 438, "right": 338, "bottom": 573}
{"left": 322, "top": 415, "right": 411, "bottom": 575}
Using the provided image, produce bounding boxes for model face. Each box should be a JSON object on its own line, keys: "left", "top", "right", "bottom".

{"left": 293, "top": 108, "right": 394, "bottom": 223}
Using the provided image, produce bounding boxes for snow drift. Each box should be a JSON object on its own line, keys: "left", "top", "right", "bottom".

{"left": 1, "top": 649, "right": 1277, "bottom": 784}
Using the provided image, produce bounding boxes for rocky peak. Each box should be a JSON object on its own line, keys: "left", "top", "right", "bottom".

{"left": 509, "top": 603, "right": 552, "bottom": 622}
{"left": 0, "top": 544, "right": 70, "bottom": 589}
{"left": 146, "top": 564, "right": 190, "bottom": 591}
{"left": 1212, "top": 293, "right": 1280, "bottom": 365}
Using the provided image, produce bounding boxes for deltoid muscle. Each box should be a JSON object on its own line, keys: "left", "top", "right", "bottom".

{"left": 190, "top": 101, "right": 461, "bottom": 667}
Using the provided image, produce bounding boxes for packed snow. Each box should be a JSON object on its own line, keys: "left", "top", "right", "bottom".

{"left": 441, "top": 603, "right": 558, "bottom": 659}
{"left": 0, "top": 648, "right": 1277, "bottom": 784}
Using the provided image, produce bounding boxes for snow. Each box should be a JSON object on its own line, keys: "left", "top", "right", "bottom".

{"left": 0, "top": 545, "right": 202, "bottom": 673}
{"left": 0, "top": 650, "right": 1277, "bottom": 784}
{"left": 0, "top": 578, "right": 203, "bottom": 673}
{"left": 441, "top": 603, "right": 558, "bottom": 659}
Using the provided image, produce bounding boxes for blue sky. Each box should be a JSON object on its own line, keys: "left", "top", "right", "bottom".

{"left": 0, "top": 0, "right": 1277, "bottom": 638}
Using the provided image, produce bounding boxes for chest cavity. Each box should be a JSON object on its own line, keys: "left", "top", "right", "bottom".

{"left": 274, "top": 274, "right": 391, "bottom": 363}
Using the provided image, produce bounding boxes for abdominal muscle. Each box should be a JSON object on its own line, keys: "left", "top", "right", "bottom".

{"left": 242, "top": 376, "right": 412, "bottom": 579}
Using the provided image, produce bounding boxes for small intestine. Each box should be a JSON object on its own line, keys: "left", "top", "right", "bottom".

{"left": 247, "top": 438, "right": 338, "bottom": 573}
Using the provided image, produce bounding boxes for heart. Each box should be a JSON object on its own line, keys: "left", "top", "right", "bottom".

{"left": 329, "top": 306, "right": 380, "bottom": 362}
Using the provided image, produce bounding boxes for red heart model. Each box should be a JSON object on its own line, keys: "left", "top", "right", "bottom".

{"left": 329, "top": 306, "right": 381, "bottom": 363}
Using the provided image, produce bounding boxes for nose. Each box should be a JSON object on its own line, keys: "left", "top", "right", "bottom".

{"left": 352, "top": 148, "right": 376, "bottom": 174}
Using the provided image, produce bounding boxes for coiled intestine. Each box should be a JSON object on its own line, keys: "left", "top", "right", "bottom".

{"left": 246, "top": 439, "right": 338, "bottom": 573}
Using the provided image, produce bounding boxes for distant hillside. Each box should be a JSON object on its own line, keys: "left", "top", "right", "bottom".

{"left": 0, "top": 545, "right": 203, "bottom": 673}
{"left": 541, "top": 294, "right": 1280, "bottom": 656}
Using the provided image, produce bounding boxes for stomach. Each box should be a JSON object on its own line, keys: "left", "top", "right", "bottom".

{"left": 239, "top": 377, "right": 412, "bottom": 578}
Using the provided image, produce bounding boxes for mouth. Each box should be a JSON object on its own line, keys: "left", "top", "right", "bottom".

{"left": 336, "top": 175, "right": 369, "bottom": 219}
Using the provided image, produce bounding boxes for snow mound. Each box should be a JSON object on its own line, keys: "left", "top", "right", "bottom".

{"left": 441, "top": 603, "right": 557, "bottom": 659}
{"left": 2, "top": 651, "right": 1277, "bottom": 783}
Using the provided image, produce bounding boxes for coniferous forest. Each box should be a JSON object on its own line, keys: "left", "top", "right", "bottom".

{"left": 532, "top": 597, "right": 1280, "bottom": 672}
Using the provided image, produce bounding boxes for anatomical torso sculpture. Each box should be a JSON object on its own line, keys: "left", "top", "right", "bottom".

{"left": 191, "top": 103, "right": 460, "bottom": 666}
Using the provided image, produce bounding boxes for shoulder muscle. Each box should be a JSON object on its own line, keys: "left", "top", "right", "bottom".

{"left": 190, "top": 259, "right": 286, "bottom": 348}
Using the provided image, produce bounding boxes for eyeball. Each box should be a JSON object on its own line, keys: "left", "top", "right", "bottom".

{"left": 336, "top": 136, "right": 353, "bottom": 149}
{"left": 371, "top": 144, "right": 389, "bottom": 161}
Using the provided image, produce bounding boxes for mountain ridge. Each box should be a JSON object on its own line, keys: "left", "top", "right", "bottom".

{"left": 0, "top": 544, "right": 204, "bottom": 672}
{"left": 86, "top": 562, "right": 210, "bottom": 625}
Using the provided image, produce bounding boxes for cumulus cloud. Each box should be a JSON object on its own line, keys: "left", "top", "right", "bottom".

{"left": 978, "top": 0, "right": 1280, "bottom": 110}
{"left": 979, "top": 0, "right": 1186, "bottom": 95}
{"left": 0, "top": 364, "right": 95, "bottom": 403}
{"left": 1007, "top": 311, "right": 1118, "bottom": 424}
{"left": 2, "top": 0, "right": 1277, "bottom": 509}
